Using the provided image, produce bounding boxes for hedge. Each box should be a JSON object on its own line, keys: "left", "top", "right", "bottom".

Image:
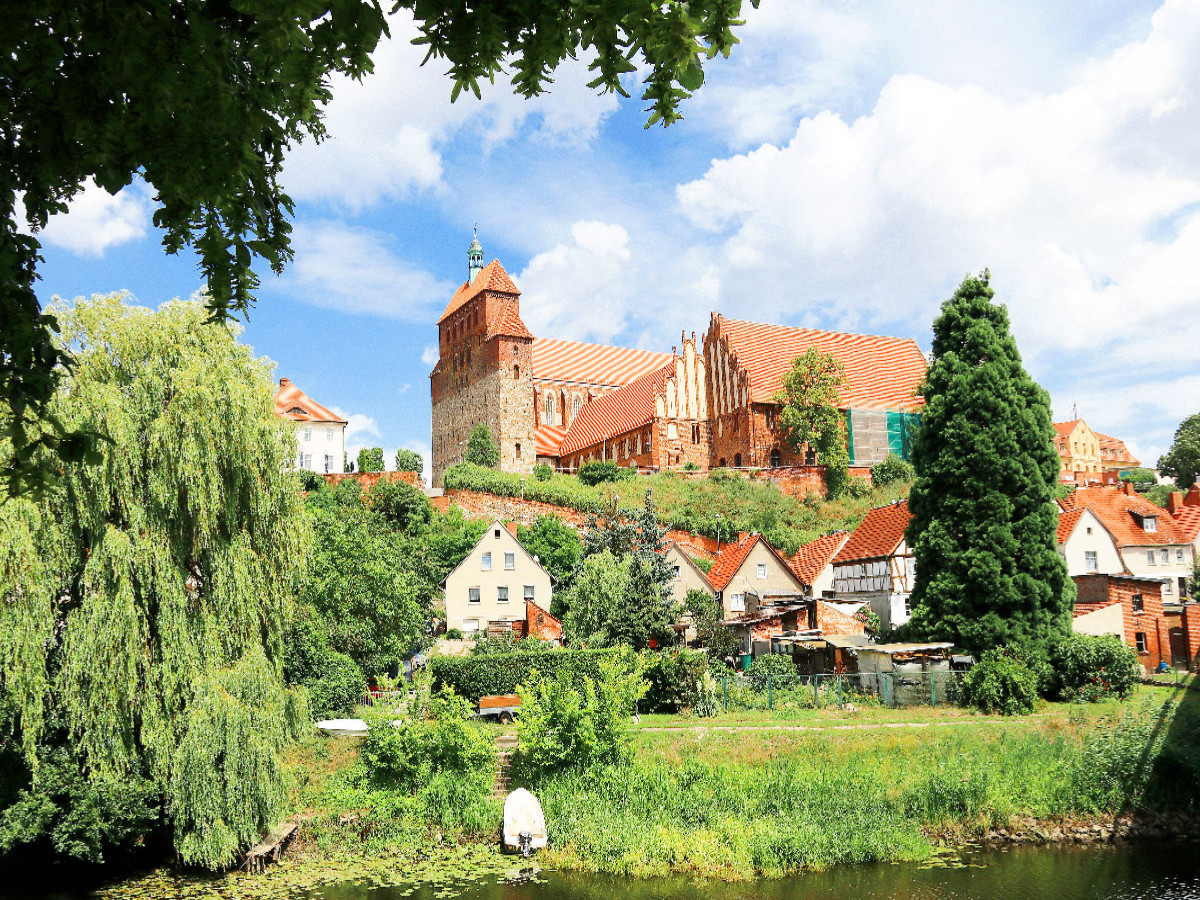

{"left": 429, "top": 648, "right": 629, "bottom": 700}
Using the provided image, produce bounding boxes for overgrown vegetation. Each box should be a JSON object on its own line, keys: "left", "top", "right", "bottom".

{"left": 959, "top": 650, "right": 1039, "bottom": 715}
{"left": 428, "top": 648, "right": 628, "bottom": 700}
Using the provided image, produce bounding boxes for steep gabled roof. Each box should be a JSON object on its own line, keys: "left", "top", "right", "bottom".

{"left": 531, "top": 338, "right": 671, "bottom": 388}
{"left": 714, "top": 316, "right": 927, "bottom": 410}
{"left": 438, "top": 259, "right": 520, "bottom": 323}
{"left": 833, "top": 500, "right": 911, "bottom": 564}
{"left": 535, "top": 424, "right": 566, "bottom": 457}
{"left": 706, "top": 533, "right": 800, "bottom": 593}
{"left": 1173, "top": 506, "right": 1200, "bottom": 544}
{"left": 558, "top": 364, "right": 669, "bottom": 456}
{"left": 1056, "top": 508, "right": 1085, "bottom": 545}
{"left": 274, "top": 378, "right": 347, "bottom": 425}
{"left": 1053, "top": 421, "right": 1082, "bottom": 440}
{"left": 1060, "top": 486, "right": 1185, "bottom": 547}
{"left": 665, "top": 542, "right": 714, "bottom": 590}
{"left": 487, "top": 295, "right": 533, "bottom": 340}
{"left": 440, "top": 518, "right": 552, "bottom": 586}
{"left": 790, "top": 531, "right": 850, "bottom": 586}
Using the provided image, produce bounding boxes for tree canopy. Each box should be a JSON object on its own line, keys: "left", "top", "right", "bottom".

{"left": 395, "top": 448, "right": 423, "bottom": 474}
{"left": 905, "top": 271, "right": 1072, "bottom": 660}
{"left": 1158, "top": 413, "right": 1200, "bottom": 490}
{"left": 357, "top": 446, "right": 386, "bottom": 473}
{"left": 465, "top": 424, "right": 500, "bottom": 468}
{"left": 774, "top": 348, "right": 850, "bottom": 496}
{"left": 0, "top": 294, "right": 309, "bottom": 868}
{"left": 2, "top": 0, "right": 754, "bottom": 495}
{"left": 517, "top": 514, "right": 583, "bottom": 593}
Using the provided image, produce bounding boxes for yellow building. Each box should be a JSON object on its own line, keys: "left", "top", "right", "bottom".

{"left": 1052, "top": 420, "right": 1140, "bottom": 481}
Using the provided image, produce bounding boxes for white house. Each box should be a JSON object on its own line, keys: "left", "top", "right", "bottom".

{"left": 1057, "top": 507, "right": 1124, "bottom": 577}
{"left": 831, "top": 500, "right": 914, "bottom": 631}
{"left": 442, "top": 520, "right": 558, "bottom": 639}
{"left": 274, "top": 377, "right": 347, "bottom": 474}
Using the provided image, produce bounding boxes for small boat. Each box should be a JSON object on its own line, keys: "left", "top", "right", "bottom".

{"left": 502, "top": 788, "right": 547, "bottom": 857}
{"left": 314, "top": 718, "right": 368, "bottom": 737}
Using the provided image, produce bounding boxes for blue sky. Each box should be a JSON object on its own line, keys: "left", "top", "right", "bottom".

{"left": 32, "top": 0, "right": 1200, "bottom": 478}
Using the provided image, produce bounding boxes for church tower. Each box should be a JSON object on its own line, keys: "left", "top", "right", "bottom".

{"left": 430, "top": 234, "right": 537, "bottom": 487}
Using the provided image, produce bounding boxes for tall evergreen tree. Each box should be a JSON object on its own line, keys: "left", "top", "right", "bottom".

{"left": 906, "top": 271, "right": 1072, "bottom": 659}
{"left": 0, "top": 295, "right": 309, "bottom": 869}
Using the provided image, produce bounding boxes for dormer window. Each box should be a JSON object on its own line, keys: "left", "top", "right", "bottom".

{"left": 1142, "top": 516, "right": 1158, "bottom": 533}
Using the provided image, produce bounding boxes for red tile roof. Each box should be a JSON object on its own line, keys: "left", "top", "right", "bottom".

{"left": 789, "top": 532, "right": 850, "bottom": 586}
{"left": 438, "top": 259, "right": 520, "bottom": 323}
{"left": 833, "top": 500, "right": 911, "bottom": 563}
{"left": 1060, "top": 485, "right": 1185, "bottom": 547}
{"left": 1056, "top": 508, "right": 1085, "bottom": 545}
{"left": 1171, "top": 506, "right": 1200, "bottom": 544}
{"left": 273, "top": 378, "right": 347, "bottom": 424}
{"left": 1053, "top": 421, "right": 1081, "bottom": 439}
{"left": 1093, "top": 431, "right": 1140, "bottom": 467}
{"left": 706, "top": 534, "right": 762, "bottom": 591}
{"left": 487, "top": 296, "right": 533, "bottom": 340}
{"left": 714, "top": 316, "right": 927, "bottom": 410}
{"left": 531, "top": 338, "right": 671, "bottom": 389}
{"left": 558, "top": 364, "right": 669, "bottom": 456}
{"left": 535, "top": 424, "right": 566, "bottom": 457}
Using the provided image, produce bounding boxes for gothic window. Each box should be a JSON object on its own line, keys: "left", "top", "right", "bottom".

{"left": 734, "top": 453, "right": 742, "bottom": 467}
{"left": 691, "top": 423, "right": 700, "bottom": 444}
{"left": 572, "top": 396, "right": 582, "bottom": 421}
{"left": 765, "top": 408, "right": 776, "bottom": 430}
{"left": 513, "top": 364, "right": 520, "bottom": 380}
{"left": 770, "top": 448, "right": 781, "bottom": 468}
{"left": 544, "top": 391, "right": 555, "bottom": 424}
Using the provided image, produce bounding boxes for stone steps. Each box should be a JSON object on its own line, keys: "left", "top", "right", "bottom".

{"left": 493, "top": 733, "right": 517, "bottom": 800}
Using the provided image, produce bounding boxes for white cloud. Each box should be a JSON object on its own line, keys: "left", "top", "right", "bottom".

{"left": 283, "top": 10, "right": 618, "bottom": 209}
{"left": 421, "top": 346, "right": 439, "bottom": 366}
{"left": 670, "top": 0, "right": 1200, "bottom": 449}
{"left": 329, "top": 406, "right": 382, "bottom": 442}
{"left": 37, "top": 179, "right": 152, "bottom": 256}
{"left": 398, "top": 383, "right": 411, "bottom": 396}
{"left": 279, "top": 222, "right": 453, "bottom": 319}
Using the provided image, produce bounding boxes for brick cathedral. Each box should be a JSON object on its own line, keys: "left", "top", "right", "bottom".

{"left": 430, "top": 236, "right": 927, "bottom": 487}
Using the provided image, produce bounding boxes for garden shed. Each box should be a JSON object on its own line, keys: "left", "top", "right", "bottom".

{"left": 855, "top": 642, "right": 954, "bottom": 706}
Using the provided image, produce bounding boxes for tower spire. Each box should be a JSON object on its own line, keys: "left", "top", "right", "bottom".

{"left": 468, "top": 226, "right": 484, "bottom": 285}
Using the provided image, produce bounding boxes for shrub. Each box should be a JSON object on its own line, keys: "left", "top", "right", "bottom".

{"left": 469, "top": 633, "right": 556, "bottom": 656}
{"left": 845, "top": 476, "right": 873, "bottom": 498}
{"left": 444, "top": 628, "right": 464, "bottom": 641}
{"left": 640, "top": 649, "right": 709, "bottom": 713}
{"left": 298, "top": 471, "right": 324, "bottom": 492}
{"left": 368, "top": 478, "right": 432, "bottom": 531}
{"left": 465, "top": 425, "right": 500, "bottom": 467}
{"left": 959, "top": 649, "right": 1038, "bottom": 715}
{"left": 361, "top": 694, "right": 495, "bottom": 792}
{"left": 747, "top": 653, "right": 798, "bottom": 689}
{"left": 304, "top": 650, "right": 365, "bottom": 720}
{"left": 578, "top": 460, "right": 622, "bottom": 486}
{"left": 511, "top": 657, "right": 647, "bottom": 782}
{"left": 429, "top": 647, "right": 628, "bottom": 700}
{"left": 1050, "top": 633, "right": 1141, "bottom": 702}
{"left": 394, "top": 448, "right": 423, "bottom": 474}
{"left": 532, "top": 462, "right": 553, "bottom": 481}
{"left": 870, "top": 454, "right": 915, "bottom": 487}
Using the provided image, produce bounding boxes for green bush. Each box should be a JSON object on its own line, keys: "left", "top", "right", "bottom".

{"left": 361, "top": 694, "right": 495, "bottom": 792}
{"left": 305, "top": 650, "right": 365, "bottom": 720}
{"left": 429, "top": 647, "right": 628, "bottom": 700}
{"left": 465, "top": 425, "right": 500, "bottom": 468}
{"left": 444, "top": 628, "right": 464, "bottom": 641}
{"left": 511, "top": 657, "right": 647, "bottom": 782}
{"left": 746, "top": 653, "right": 798, "bottom": 689}
{"left": 578, "top": 460, "right": 624, "bottom": 486}
{"left": 846, "top": 476, "right": 874, "bottom": 498}
{"left": 959, "top": 650, "right": 1038, "bottom": 715}
{"left": 532, "top": 462, "right": 553, "bottom": 481}
{"left": 469, "top": 633, "right": 556, "bottom": 655}
{"left": 367, "top": 478, "right": 431, "bottom": 531}
{"left": 870, "top": 454, "right": 915, "bottom": 487}
{"left": 1050, "top": 634, "right": 1141, "bottom": 702}
{"left": 640, "top": 649, "right": 709, "bottom": 713}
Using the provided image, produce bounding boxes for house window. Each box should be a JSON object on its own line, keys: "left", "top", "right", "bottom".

{"left": 1180, "top": 577, "right": 1189, "bottom": 597}
{"left": 765, "top": 408, "right": 775, "bottom": 429}
{"left": 504, "top": 552, "right": 515, "bottom": 570}
{"left": 770, "top": 448, "right": 781, "bottom": 468}
{"left": 482, "top": 553, "right": 492, "bottom": 571}
{"left": 524, "top": 585, "right": 535, "bottom": 602}
{"left": 1147, "top": 550, "right": 1156, "bottom": 566}
{"left": 462, "top": 618, "right": 480, "bottom": 633}
{"left": 730, "top": 593, "right": 745, "bottom": 612}
{"left": 1131, "top": 594, "right": 1144, "bottom": 612}
{"left": 1177, "top": 550, "right": 1184, "bottom": 562}
{"left": 1143, "top": 517, "right": 1157, "bottom": 533}
{"left": 327, "top": 428, "right": 335, "bottom": 442}
{"left": 303, "top": 426, "right": 312, "bottom": 441}
{"left": 1084, "top": 551, "right": 1098, "bottom": 573}
{"left": 757, "top": 563, "right": 767, "bottom": 579}
{"left": 325, "top": 454, "right": 334, "bottom": 473}
{"left": 673, "top": 565, "right": 681, "bottom": 577}
{"left": 495, "top": 528, "right": 501, "bottom": 538}
{"left": 497, "top": 586, "right": 509, "bottom": 603}
{"left": 468, "top": 587, "right": 480, "bottom": 604}
{"left": 302, "top": 453, "right": 313, "bottom": 470}
{"left": 515, "top": 442, "right": 521, "bottom": 459}
{"left": 1135, "top": 632, "right": 1148, "bottom": 653}
{"left": 1160, "top": 549, "right": 1168, "bottom": 564}
{"left": 1086, "top": 527, "right": 1092, "bottom": 535}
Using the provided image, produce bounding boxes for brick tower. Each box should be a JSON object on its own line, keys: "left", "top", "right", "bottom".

{"left": 430, "top": 233, "right": 537, "bottom": 487}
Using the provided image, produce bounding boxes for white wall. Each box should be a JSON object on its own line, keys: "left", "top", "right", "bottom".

{"left": 1059, "top": 509, "right": 1124, "bottom": 576}
{"left": 444, "top": 522, "right": 553, "bottom": 633}
{"left": 1071, "top": 602, "right": 1123, "bottom": 639}
{"left": 720, "top": 542, "right": 804, "bottom": 618}
{"left": 295, "top": 421, "right": 346, "bottom": 473}
{"left": 1119, "top": 542, "right": 1194, "bottom": 602}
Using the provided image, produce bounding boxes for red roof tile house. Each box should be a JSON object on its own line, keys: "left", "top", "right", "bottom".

{"left": 831, "top": 500, "right": 914, "bottom": 631}
{"left": 1073, "top": 574, "right": 1179, "bottom": 672}
{"left": 1167, "top": 486, "right": 1200, "bottom": 559}
{"left": 274, "top": 377, "right": 347, "bottom": 474}
{"left": 706, "top": 532, "right": 811, "bottom": 655}
{"left": 1060, "top": 484, "right": 1194, "bottom": 605}
{"left": 1056, "top": 507, "right": 1125, "bottom": 577}
{"left": 789, "top": 531, "right": 851, "bottom": 598}
{"left": 703, "top": 314, "right": 926, "bottom": 472}
{"left": 1052, "top": 419, "right": 1139, "bottom": 483}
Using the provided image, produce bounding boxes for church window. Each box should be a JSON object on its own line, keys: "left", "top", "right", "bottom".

{"left": 513, "top": 364, "right": 520, "bottom": 380}
{"left": 544, "top": 391, "right": 555, "bottom": 424}
{"left": 734, "top": 453, "right": 742, "bottom": 467}
{"left": 572, "top": 396, "right": 582, "bottom": 421}
{"left": 770, "top": 448, "right": 781, "bottom": 467}
{"left": 691, "top": 423, "right": 700, "bottom": 444}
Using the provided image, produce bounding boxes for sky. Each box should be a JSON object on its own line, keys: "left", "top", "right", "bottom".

{"left": 31, "top": 0, "right": 1200, "bottom": 481}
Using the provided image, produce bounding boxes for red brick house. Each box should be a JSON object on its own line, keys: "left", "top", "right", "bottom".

{"left": 1073, "top": 574, "right": 1182, "bottom": 671}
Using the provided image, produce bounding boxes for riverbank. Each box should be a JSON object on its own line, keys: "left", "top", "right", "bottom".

{"left": 51, "top": 684, "right": 1200, "bottom": 899}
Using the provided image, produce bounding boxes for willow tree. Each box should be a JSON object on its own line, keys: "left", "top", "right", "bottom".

{"left": 0, "top": 294, "right": 309, "bottom": 868}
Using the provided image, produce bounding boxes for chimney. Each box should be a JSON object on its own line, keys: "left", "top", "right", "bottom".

{"left": 279, "top": 377, "right": 290, "bottom": 387}
{"left": 1185, "top": 485, "right": 1200, "bottom": 507}
{"left": 1168, "top": 491, "right": 1184, "bottom": 514}
{"left": 1123, "top": 480, "right": 1136, "bottom": 497}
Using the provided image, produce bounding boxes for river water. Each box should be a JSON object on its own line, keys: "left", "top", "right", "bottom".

{"left": 305, "top": 844, "right": 1200, "bottom": 900}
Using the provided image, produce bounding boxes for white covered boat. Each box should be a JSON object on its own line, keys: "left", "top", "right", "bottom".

{"left": 502, "top": 788, "right": 547, "bottom": 856}
{"left": 314, "top": 718, "right": 368, "bottom": 737}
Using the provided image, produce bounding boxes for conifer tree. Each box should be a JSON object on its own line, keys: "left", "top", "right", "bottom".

{"left": 0, "top": 294, "right": 309, "bottom": 868}
{"left": 905, "top": 271, "right": 1072, "bottom": 660}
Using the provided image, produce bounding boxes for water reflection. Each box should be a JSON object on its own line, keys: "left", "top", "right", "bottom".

{"left": 309, "top": 844, "right": 1200, "bottom": 900}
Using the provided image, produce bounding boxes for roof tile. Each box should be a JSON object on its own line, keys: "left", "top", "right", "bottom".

{"left": 790, "top": 532, "right": 850, "bottom": 585}
{"left": 558, "top": 364, "right": 669, "bottom": 456}
{"left": 1060, "top": 485, "right": 1185, "bottom": 547}
{"left": 438, "top": 259, "right": 520, "bottom": 323}
{"left": 833, "top": 501, "right": 911, "bottom": 563}
{"left": 531, "top": 338, "right": 671, "bottom": 388}
{"left": 274, "top": 378, "right": 347, "bottom": 425}
{"left": 706, "top": 534, "right": 762, "bottom": 592}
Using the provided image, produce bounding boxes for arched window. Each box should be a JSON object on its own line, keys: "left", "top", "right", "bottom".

{"left": 719, "top": 458, "right": 726, "bottom": 468}
{"left": 770, "top": 448, "right": 781, "bottom": 468}
{"left": 572, "top": 396, "right": 582, "bottom": 421}
{"left": 734, "top": 453, "right": 742, "bottom": 467}
{"left": 544, "top": 391, "right": 555, "bottom": 424}
{"left": 513, "top": 364, "right": 520, "bottom": 380}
